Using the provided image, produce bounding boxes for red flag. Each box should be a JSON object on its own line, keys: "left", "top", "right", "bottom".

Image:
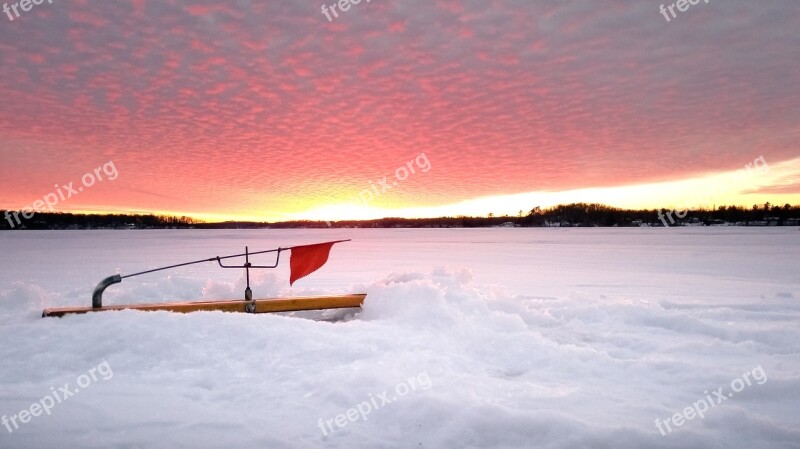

{"left": 289, "top": 240, "right": 348, "bottom": 286}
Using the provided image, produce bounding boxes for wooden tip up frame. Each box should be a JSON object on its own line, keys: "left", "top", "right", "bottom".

{"left": 42, "top": 241, "right": 365, "bottom": 318}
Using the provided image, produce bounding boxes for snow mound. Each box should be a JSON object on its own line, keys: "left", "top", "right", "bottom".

{"left": 1, "top": 226, "right": 799, "bottom": 449}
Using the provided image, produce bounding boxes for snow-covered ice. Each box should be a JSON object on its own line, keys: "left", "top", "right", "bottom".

{"left": 1, "top": 228, "right": 798, "bottom": 448}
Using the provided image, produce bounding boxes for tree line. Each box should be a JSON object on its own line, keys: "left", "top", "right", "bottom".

{"left": 2, "top": 202, "right": 799, "bottom": 230}
{"left": 1, "top": 211, "right": 197, "bottom": 230}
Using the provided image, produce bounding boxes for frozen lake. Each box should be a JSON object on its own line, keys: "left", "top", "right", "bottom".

{"left": 1, "top": 228, "right": 798, "bottom": 448}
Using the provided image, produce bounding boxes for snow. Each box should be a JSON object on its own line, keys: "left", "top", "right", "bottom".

{"left": 1, "top": 228, "right": 799, "bottom": 448}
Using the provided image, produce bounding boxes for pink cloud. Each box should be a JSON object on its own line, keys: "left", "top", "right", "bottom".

{"left": 0, "top": 0, "right": 798, "bottom": 217}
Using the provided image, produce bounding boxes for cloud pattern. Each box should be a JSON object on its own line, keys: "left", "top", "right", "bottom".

{"left": 0, "top": 0, "right": 798, "bottom": 217}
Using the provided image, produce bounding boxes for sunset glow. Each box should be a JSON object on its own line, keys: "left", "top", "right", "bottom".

{"left": 1, "top": 1, "right": 798, "bottom": 221}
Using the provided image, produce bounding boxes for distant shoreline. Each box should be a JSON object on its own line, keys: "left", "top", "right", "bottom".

{"left": 3, "top": 203, "right": 799, "bottom": 230}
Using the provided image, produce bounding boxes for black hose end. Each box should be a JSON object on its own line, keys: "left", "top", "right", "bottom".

{"left": 92, "top": 275, "right": 122, "bottom": 309}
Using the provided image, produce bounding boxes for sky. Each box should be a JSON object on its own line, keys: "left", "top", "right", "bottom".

{"left": 0, "top": 0, "right": 798, "bottom": 222}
